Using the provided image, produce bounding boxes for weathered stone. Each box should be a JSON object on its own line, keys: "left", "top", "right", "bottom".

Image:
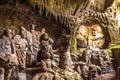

{"left": 0, "top": 68, "right": 4, "bottom": 80}
{"left": 111, "top": 48, "right": 120, "bottom": 72}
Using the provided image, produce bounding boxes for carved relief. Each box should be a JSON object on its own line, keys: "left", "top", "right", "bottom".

{"left": 77, "top": 24, "right": 105, "bottom": 48}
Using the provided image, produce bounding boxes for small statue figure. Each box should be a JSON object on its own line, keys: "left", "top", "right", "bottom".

{"left": 32, "top": 51, "right": 55, "bottom": 80}
{"left": 33, "top": 33, "right": 55, "bottom": 80}
{"left": 38, "top": 28, "right": 46, "bottom": 41}
{"left": 13, "top": 26, "right": 29, "bottom": 80}
{"left": 28, "top": 24, "right": 40, "bottom": 66}
{"left": 39, "top": 28, "right": 46, "bottom": 36}
{"left": 17, "top": 26, "right": 34, "bottom": 67}
{"left": 29, "top": 24, "right": 39, "bottom": 42}
{"left": 0, "top": 28, "right": 18, "bottom": 80}
{"left": 90, "top": 26, "right": 104, "bottom": 48}
{"left": 37, "top": 33, "right": 54, "bottom": 61}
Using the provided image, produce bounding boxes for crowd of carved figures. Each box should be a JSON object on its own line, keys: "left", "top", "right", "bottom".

{"left": 0, "top": 24, "right": 112, "bottom": 80}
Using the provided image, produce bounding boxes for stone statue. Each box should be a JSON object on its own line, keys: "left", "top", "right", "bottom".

{"left": 0, "top": 28, "right": 18, "bottom": 80}
{"left": 38, "top": 28, "right": 46, "bottom": 41}
{"left": 13, "top": 26, "right": 29, "bottom": 80}
{"left": 37, "top": 33, "right": 54, "bottom": 61}
{"left": 39, "top": 28, "right": 46, "bottom": 35}
{"left": 29, "top": 24, "right": 39, "bottom": 41}
{"left": 32, "top": 33, "right": 55, "bottom": 80}
{"left": 90, "top": 26, "right": 104, "bottom": 48}
{"left": 32, "top": 52, "right": 55, "bottom": 80}
{"left": 18, "top": 26, "right": 34, "bottom": 67}
{"left": 28, "top": 24, "right": 40, "bottom": 66}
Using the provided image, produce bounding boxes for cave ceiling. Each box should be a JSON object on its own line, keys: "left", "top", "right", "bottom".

{"left": 0, "top": 0, "right": 119, "bottom": 47}
{"left": 0, "top": 0, "right": 115, "bottom": 13}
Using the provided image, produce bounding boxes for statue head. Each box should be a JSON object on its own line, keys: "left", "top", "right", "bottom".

{"left": 30, "top": 24, "right": 35, "bottom": 30}
{"left": 91, "top": 28, "right": 97, "bottom": 36}
{"left": 3, "top": 28, "right": 12, "bottom": 38}
{"left": 41, "top": 33, "right": 49, "bottom": 40}
{"left": 19, "top": 26, "right": 27, "bottom": 38}
{"left": 41, "top": 28, "right": 46, "bottom": 34}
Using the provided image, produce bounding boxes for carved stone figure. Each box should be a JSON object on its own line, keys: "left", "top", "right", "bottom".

{"left": 0, "top": 28, "right": 18, "bottom": 80}
{"left": 90, "top": 26, "right": 104, "bottom": 48}
{"left": 13, "top": 26, "right": 29, "bottom": 80}
{"left": 13, "top": 26, "right": 29, "bottom": 69}
{"left": 38, "top": 28, "right": 46, "bottom": 41}
{"left": 13, "top": 35, "right": 28, "bottom": 70}
{"left": 29, "top": 24, "right": 39, "bottom": 42}
{"left": 32, "top": 33, "right": 55, "bottom": 80}
{"left": 18, "top": 26, "right": 34, "bottom": 67}
{"left": 37, "top": 33, "right": 54, "bottom": 61}
{"left": 76, "top": 25, "right": 88, "bottom": 47}
{"left": 32, "top": 54, "right": 55, "bottom": 80}
{"left": 77, "top": 45, "right": 112, "bottom": 76}
{"left": 28, "top": 24, "right": 40, "bottom": 66}
{"left": 39, "top": 28, "right": 46, "bottom": 35}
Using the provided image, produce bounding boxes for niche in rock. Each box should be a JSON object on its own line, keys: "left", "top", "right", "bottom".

{"left": 76, "top": 24, "right": 108, "bottom": 48}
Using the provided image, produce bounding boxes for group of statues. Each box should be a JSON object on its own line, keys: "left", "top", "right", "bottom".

{"left": 0, "top": 24, "right": 112, "bottom": 80}
{"left": 0, "top": 24, "right": 53, "bottom": 80}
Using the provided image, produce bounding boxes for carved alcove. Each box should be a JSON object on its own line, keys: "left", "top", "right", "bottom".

{"left": 76, "top": 10, "right": 112, "bottom": 48}
{"left": 77, "top": 23, "right": 110, "bottom": 48}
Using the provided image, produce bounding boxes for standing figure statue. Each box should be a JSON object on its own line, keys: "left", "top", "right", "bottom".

{"left": 37, "top": 33, "right": 54, "bottom": 61}
{"left": 32, "top": 51, "right": 56, "bottom": 80}
{"left": 0, "top": 28, "right": 18, "bottom": 80}
{"left": 17, "top": 26, "right": 33, "bottom": 67}
{"left": 33, "top": 33, "right": 55, "bottom": 80}
{"left": 29, "top": 24, "right": 39, "bottom": 41}
{"left": 13, "top": 26, "right": 29, "bottom": 80}
{"left": 28, "top": 24, "right": 40, "bottom": 66}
